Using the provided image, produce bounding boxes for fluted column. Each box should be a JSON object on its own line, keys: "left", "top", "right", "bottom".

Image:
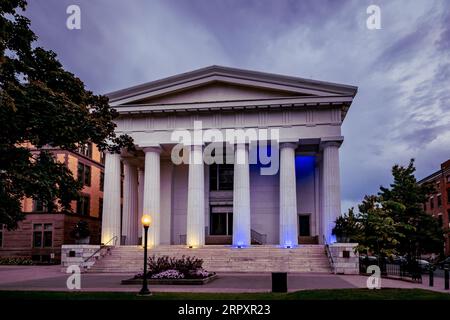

{"left": 279, "top": 143, "right": 298, "bottom": 247}
{"left": 101, "top": 152, "right": 121, "bottom": 244}
{"left": 137, "top": 167, "right": 145, "bottom": 241}
{"left": 233, "top": 143, "right": 251, "bottom": 246}
{"left": 143, "top": 147, "right": 161, "bottom": 247}
{"left": 322, "top": 142, "right": 341, "bottom": 244}
{"left": 122, "top": 161, "right": 138, "bottom": 245}
{"left": 186, "top": 144, "right": 205, "bottom": 247}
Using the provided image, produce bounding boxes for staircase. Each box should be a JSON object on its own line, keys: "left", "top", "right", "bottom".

{"left": 88, "top": 245, "right": 331, "bottom": 273}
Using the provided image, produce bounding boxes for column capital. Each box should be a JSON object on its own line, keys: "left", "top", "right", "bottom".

{"left": 142, "top": 146, "right": 162, "bottom": 154}
{"left": 279, "top": 142, "right": 298, "bottom": 150}
{"left": 320, "top": 137, "right": 344, "bottom": 150}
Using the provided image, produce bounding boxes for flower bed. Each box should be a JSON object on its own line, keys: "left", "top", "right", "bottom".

{"left": 121, "top": 255, "right": 217, "bottom": 285}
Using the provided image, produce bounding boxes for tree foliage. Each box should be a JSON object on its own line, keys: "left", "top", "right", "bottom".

{"left": 0, "top": 0, "right": 134, "bottom": 229}
{"left": 334, "top": 159, "right": 445, "bottom": 258}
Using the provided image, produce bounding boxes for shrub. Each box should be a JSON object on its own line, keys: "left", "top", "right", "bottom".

{"left": 0, "top": 257, "right": 34, "bottom": 265}
{"left": 70, "top": 220, "right": 91, "bottom": 239}
{"left": 144, "top": 255, "right": 209, "bottom": 279}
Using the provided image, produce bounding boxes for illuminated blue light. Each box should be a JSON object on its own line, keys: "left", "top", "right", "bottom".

{"left": 295, "top": 155, "right": 315, "bottom": 176}
{"left": 329, "top": 234, "right": 337, "bottom": 244}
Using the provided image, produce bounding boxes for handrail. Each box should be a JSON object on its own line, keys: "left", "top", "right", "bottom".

{"left": 82, "top": 235, "right": 118, "bottom": 267}
{"left": 251, "top": 229, "right": 267, "bottom": 244}
{"left": 323, "top": 235, "right": 335, "bottom": 274}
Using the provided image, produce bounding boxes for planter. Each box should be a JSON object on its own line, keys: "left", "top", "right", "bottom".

{"left": 121, "top": 274, "right": 218, "bottom": 285}
{"left": 75, "top": 236, "right": 90, "bottom": 244}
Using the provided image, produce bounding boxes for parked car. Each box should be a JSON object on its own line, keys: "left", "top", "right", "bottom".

{"left": 437, "top": 257, "right": 450, "bottom": 270}
{"left": 359, "top": 255, "right": 378, "bottom": 264}
{"left": 417, "top": 259, "right": 433, "bottom": 272}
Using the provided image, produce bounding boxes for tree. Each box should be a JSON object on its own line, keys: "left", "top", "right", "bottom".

{"left": 334, "top": 159, "right": 445, "bottom": 258}
{"left": 378, "top": 159, "right": 444, "bottom": 258}
{"left": 0, "top": 0, "right": 134, "bottom": 229}
{"left": 354, "top": 195, "right": 408, "bottom": 257}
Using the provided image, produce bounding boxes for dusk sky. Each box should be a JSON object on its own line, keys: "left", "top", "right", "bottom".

{"left": 25, "top": 0, "right": 450, "bottom": 211}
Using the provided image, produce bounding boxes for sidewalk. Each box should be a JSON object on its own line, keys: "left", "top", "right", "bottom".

{"left": 0, "top": 265, "right": 449, "bottom": 293}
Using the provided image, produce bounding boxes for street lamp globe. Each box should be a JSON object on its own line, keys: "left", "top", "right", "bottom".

{"left": 141, "top": 214, "right": 152, "bottom": 227}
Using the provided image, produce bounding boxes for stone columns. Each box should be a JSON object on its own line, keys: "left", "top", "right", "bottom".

{"left": 143, "top": 147, "right": 161, "bottom": 247}
{"left": 279, "top": 143, "right": 298, "bottom": 247}
{"left": 321, "top": 141, "right": 341, "bottom": 244}
{"left": 186, "top": 144, "right": 205, "bottom": 247}
{"left": 232, "top": 143, "right": 251, "bottom": 247}
{"left": 122, "top": 161, "right": 138, "bottom": 245}
{"left": 137, "top": 167, "right": 145, "bottom": 240}
{"left": 101, "top": 152, "right": 121, "bottom": 244}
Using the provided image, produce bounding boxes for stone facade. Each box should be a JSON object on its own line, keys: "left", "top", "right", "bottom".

{"left": 61, "top": 244, "right": 101, "bottom": 269}
{"left": 100, "top": 66, "right": 358, "bottom": 250}
{"left": 329, "top": 243, "right": 359, "bottom": 274}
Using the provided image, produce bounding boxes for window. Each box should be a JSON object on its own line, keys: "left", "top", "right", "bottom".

{"left": 77, "top": 162, "right": 91, "bottom": 187}
{"left": 76, "top": 195, "right": 90, "bottom": 216}
{"left": 438, "top": 214, "right": 443, "bottom": 227}
{"left": 33, "top": 199, "right": 48, "bottom": 212}
{"left": 437, "top": 194, "right": 442, "bottom": 207}
{"left": 43, "top": 224, "right": 53, "bottom": 247}
{"left": 0, "top": 224, "right": 3, "bottom": 247}
{"left": 209, "top": 164, "right": 234, "bottom": 191}
{"left": 100, "top": 152, "right": 105, "bottom": 165}
{"left": 430, "top": 197, "right": 434, "bottom": 210}
{"left": 33, "top": 224, "right": 53, "bottom": 248}
{"left": 447, "top": 188, "right": 450, "bottom": 204}
{"left": 100, "top": 172, "right": 104, "bottom": 192}
{"left": 78, "top": 142, "right": 93, "bottom": 158}
{"left": 447, "top": 175, "right": 450, "bottom": 183}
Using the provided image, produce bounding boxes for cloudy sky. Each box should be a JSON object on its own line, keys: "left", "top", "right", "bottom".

{"left": 24, "top": 0, "right": 450, "bottom": 211}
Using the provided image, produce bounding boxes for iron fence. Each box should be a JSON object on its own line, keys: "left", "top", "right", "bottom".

{"left": 359, "top": 256, "right": 422, "bottom": 283}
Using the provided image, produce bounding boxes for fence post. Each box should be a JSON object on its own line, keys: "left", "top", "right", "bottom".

{"left": 445, "top": 269, "right": 449, "bottom": 290}
{"left": 429, "top": 269, "right": 434, "bottom": 287}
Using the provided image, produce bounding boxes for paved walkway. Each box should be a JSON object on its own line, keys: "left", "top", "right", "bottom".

{"left": 0, "top": 265, "right": 449, "bottom": 293}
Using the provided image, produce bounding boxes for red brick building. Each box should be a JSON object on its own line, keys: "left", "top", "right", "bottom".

{"left": 0, "top": 143, "right": 105, "bottom": 263}
{"left": 419, "top": 159, "right": 450, "bottom": 256}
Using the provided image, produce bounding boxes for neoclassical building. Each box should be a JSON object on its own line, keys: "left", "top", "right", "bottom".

{"left": 100, "top": 66, "right": 357, "bottom": 248}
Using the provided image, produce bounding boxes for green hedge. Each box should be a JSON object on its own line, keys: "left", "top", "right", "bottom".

{"left": 0, "top": 257, "right": 34, "bottom": 265}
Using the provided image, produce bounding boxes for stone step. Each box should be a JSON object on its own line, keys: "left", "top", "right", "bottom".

{"left": 88, "top": 245, "right": 331, "bottom": 273}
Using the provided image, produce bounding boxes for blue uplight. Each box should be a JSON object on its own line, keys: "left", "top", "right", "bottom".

{"left": 295, "top": 155, "right": 315, "bottom": 177}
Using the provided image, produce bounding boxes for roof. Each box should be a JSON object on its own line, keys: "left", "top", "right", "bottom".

{"left": 106, "top": 65, "right": 358, "bottom": 106}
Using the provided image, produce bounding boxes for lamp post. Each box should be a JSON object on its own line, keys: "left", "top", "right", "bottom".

{"left": 139, "top": 214, "right": 152, "bottom": 295}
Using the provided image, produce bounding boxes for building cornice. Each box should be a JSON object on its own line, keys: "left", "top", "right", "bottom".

{"left": 113, "top": 95, "right": 354, "bottom": 117}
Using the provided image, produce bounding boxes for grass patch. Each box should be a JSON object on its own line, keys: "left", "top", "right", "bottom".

{"left": 0, "top": 289, "right": 448, "bottom": 300}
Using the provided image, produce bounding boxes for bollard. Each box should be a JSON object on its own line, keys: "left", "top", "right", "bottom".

{"left": 445, "top": 269, "right": 449, "bottom": 290}
{"left": 429, "top": 269, "right": 434, "bottom": 287}
{"left": 272, "top": 272, "right": 287, "bottom": 293}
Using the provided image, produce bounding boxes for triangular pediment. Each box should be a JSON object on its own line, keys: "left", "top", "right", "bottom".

{"left": 132, "top": 81, "right": 306, "bottom": 105}
{"left": 107, "top": 66, "right": 357, "bottom": 106}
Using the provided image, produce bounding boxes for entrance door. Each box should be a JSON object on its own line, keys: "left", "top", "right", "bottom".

{"left": 298, "top": 215, "right": 310, "bottom": 236}
{"left": 210, "top": 208, "right": 233, "bottom": 236}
